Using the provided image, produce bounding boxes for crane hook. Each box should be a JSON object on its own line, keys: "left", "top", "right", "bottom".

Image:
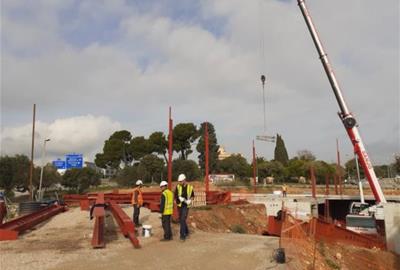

{"left": 261, "top": 75, "right": 266, "bottom": 87}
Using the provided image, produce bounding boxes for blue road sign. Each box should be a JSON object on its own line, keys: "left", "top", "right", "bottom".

{"left": 66, "top": 154, "right": 83, "bottom": 169}
{"left": 52, "top": 159, "right": 66, "bottom": 169}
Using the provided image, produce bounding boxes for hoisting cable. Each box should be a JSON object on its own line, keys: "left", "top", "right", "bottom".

{"left": 256, "top": 0, "right": 275, "bottom": 143}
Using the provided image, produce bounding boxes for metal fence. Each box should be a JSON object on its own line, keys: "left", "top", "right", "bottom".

{"left": 192, "top": 191, "right": 206, "bottom": 207}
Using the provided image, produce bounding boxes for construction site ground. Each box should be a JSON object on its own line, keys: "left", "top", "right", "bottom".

{"left": 0, "top": 205, "right": 284, "bottom": 270}
{"left": 2, "top": 184, "right": 399, "bottom": 270}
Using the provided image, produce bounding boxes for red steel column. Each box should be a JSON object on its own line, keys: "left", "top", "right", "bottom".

{"left": 325, "top": 175, "right": 329, "bottom": 195}
{"left": 336, "top": 139, "right": 343, "bottom": 195}
{"left": 168, "top": 107, "right": 173, "bottom": 189}
{"left": 204, "top": 122, "right": 209, "bottom": 193}
{"left": 91, "top": 193, "right": 105, "bottom": 248}
{"left": 310, "top": 166, "right": 316, "bottom": 199}
{"left": 334, "top": 175, "right": 338, "bottom": 195}
{"left": 252, "top": 140, "right": 257, "bottom": 193}
{"left": 29, "top": 104, "right": 36, "bottom": 200}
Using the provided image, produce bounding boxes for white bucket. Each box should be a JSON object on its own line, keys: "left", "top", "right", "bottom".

{"left": 142, "top": 225, "right": 152, "bottom": 237}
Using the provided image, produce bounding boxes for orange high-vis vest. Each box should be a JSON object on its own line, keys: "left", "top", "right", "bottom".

{"left": 132, "top": 187, "right": 143, "bottom": 206}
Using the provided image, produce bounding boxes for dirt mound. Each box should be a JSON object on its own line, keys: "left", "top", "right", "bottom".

{"left": 188, "top": 202, "right": 268, "bottom": 234}
{"left": 318, "top": 242, "right": 400, "bottom": 270}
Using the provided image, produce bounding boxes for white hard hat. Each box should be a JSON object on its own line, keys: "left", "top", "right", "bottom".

{"left": 160, "top": 181, "right": 168, "bottom": 187}
{"left": 178, "top": 174, "right": 186, "bottom": 182}
{"left": 136, "top": 180, "right": 143, "bottom": 186}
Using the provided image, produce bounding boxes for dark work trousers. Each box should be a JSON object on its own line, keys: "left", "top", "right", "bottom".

{"left": 161, "top": 215, "right": 172, "bottom": 240}
{"left": 178, "top": 206, "right": 189, "bottom": 239}
{"left": 133, "top": 205, "right": 140, "bottom": 226}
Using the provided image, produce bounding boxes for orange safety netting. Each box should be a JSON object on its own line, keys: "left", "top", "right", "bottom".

{"left": 279, "top": 212, "right": 394, "bottom": 270}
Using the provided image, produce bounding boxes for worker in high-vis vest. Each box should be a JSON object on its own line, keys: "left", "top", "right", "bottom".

{"left": 174, "top": 173, "right": 195, "bottom": 241}
{"left": 132, "top": 180, "right": 144, "bottom": 227}
{"left": 159, "top": 181, "right": 173, "bottom": 241}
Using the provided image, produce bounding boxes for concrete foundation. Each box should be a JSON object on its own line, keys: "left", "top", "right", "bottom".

{"left": 383, "top": 203, "right": 400, "bottom": 254}
{"left": 231, "top": 193, "right": 317, "bottom": 220}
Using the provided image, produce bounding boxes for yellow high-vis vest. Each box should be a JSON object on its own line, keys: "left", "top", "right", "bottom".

{"left": 162, "top": 189, "right": 173, "bottom": 215}
{"left": 177, "top": 184, "right": 193, "bottom": 207}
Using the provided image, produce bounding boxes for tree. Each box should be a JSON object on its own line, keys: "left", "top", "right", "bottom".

{"left": 217, "top": 154, "right": 251, "bottom": 178}
{"left": 196, "top": 122, "right": 219, "bottom": 173}
{"left": 110, "top": 130, "right": 132, "bottom": 141}
{"left": 373, "top": 165, "right": 389, "bottom": 178}
{"left": 137, "top": 154, "right": 165, "bottom": 183}
{"left": 0, "top": 155, "right": 31, "bottom": 196}
{"left": 114, "top": 165, "right": 140, "bottom": 187}
{"left": 286, "top": 158, "right": 309, "bottom": 180}
{"left": 345, "top": 158, "right": 365, "bottom": 180}
{"left": 264, "top": 160, "right": 287, "bottom": 183}
{"left": 274, "top": 134, "right": 289, "bottom": 165}
{"left": 148, "top": 131, "right": 168, "bottom": 162}
{"left": 61, "top": 167, "right": 101, "bottom": 194}
{"left": 173, "top": 123, "right": 198, "bottom": 160}
{"left": 32, "top": 163, "right": 62, "bottom": 197}
{"left": 311, "top": 161, "right": 336, "bottom": 184}
{"left": 129, "top": 136, "right": 152, "bottom": 161}
{"left": 95, "top": 130, "right": 133, "bottom": 169}
{"left": 172, "top": 159, "right": 201, "bottom": 181}
{"left": 393, "top": 155, "right": 400, "bottom": 175}
{"left": 297, "top": 150, "right": 316, "bottom": 161}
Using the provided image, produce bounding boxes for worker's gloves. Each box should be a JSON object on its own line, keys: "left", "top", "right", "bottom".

{"left": 179, "top": 196, "right": 185, "bottom": 202}
{"left": 186, "top": 199, "right": 192, "bottom": 205}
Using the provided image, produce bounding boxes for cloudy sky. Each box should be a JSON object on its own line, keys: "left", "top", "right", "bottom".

{"left": 1, "top": 0, "right": 399, "bottom": 166}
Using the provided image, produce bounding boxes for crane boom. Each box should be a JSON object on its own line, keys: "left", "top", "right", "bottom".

{"left": 297, "top": 0, "right": 386, "bottom": 203}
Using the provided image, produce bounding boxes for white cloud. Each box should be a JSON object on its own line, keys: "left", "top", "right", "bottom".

{"left": 0, "top": 115, "right": 121, "bottom": 164}
{"left": 1, "top": 0, "right": 398, "bottom": 165}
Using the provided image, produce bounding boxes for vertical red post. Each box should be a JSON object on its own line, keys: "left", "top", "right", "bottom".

{"left": 91, "top": 193, "right": 105, "bottom": 248}
{"left": 334, "top": 175, "right": 338, "bottom": 195}
{"left": 336, "top": 139, "right": 343, "bottom": 195}
{"left": 168, "top": 107, "right": 173, "bottom": 190}
{"left": 29, "top": 104, "right": 36, "bottom": 201}
{"left": 310, "top": 166, "right": 316, "bottom": 199}
{"left": 204, "top": 122, "right": 209, "bottom": 194}
{"left": 325, "top": 174, "right": 329, "bottom": 195}
{"left": 252, "top": 140, "right": 257, "bottom": 193}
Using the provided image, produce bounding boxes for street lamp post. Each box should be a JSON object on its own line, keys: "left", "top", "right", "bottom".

{"left": 38, "top": 138, "right": 50, "bottom": 201}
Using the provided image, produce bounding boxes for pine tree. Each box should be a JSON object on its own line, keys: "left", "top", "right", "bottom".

{"left": 274, "top": 134, "right": 289, "bottom": 166}
{"left": 196, "top": 122, "right": 219, "bottom": 173}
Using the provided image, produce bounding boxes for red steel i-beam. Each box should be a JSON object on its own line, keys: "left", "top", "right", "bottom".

{"left": 91, "top": 193, "right": 105, "bottom": 248}
{"left": 334, "top": 175, "right": 339, "bottom": 195}
{"left": 0, "top": 204, "right": 66, "bottom": 241}
{"left": 252, "top": 140, "right": 257, "bottom": 193}
{"left": 109, "top": 201, "right": 140, "bottom": 248}
{"left": 205, "top": 122, "right": 209, "bottom": 194}
{"left": 168, "top": 107, "right": 173, "bottom": 189}
{"left": 336, "top": 139, "right": 343, "bottom": 195}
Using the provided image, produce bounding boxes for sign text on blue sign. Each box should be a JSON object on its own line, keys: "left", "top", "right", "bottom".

{"left": 52, "top": 159, "right": 66, "bottom": 169}
{"left": 66, "top": 154, "right": 83, "bottom": 169}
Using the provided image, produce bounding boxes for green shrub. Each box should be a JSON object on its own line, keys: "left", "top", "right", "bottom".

{"left": 231, "top": 224, "right": 246, "bottom": 234}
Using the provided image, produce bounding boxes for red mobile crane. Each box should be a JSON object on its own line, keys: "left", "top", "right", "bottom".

{"left": 297, "top": 0, "right": 386, "bottom": 205}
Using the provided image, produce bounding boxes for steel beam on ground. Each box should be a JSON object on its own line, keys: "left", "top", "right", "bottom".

{"left": 91, "top": 193, "right": 105, "bottom": 248}
{"left": 108, "top": 201, "right": 140, "bottom": 248}
{"left": 0, "top": 204, "right": 66, "bottom": 241}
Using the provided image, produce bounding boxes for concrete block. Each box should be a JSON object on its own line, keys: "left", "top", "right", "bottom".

{"left": 383, "top": 202, "right": 400, "bottom": 254}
